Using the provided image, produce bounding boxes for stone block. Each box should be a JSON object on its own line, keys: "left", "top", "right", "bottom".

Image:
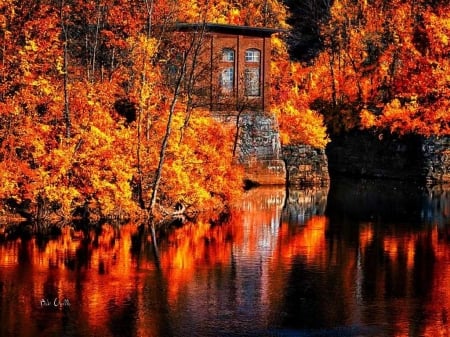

{"left": 299, "top": 164, "right": 312, "bottom": 172}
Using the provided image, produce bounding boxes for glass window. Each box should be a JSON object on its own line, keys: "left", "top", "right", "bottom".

{"left": 244, "top": 68, "right": 260, "bottom": 96}
{"left": 245, "top": 49, "right": 260, "bottom": 63}
{"left": 222, "top": 48, "right": 235, "bottom": 62}
{"left": 221, "top": 67, "right": 234, "bottom": 93}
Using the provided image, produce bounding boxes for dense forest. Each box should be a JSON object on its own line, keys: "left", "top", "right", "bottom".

{"left": 0, "top": 0, "right": 449, "bottom": 226}
{"left": 0, "top": 0, "right": 326, "bottom": 226}
{"left": 285, "top": 0, "right": 450, "bottom": 137}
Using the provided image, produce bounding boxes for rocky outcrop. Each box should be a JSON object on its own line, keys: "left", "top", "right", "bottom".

{"left": 422, "top": 136, "right": 450, "bottom": 184}
{"left": 282, "top": 145, "right": 329, "bottom": 187}
{"left": 326, "top": 131, "right": 450, "bottom": 184}
{"left": 228, "top": 111, "right": 330, "bottom": 186}
{"left": 224, "top": 113, "right": 450, "bottom": 186}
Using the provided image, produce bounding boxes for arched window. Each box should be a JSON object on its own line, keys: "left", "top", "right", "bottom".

{"left": 244, "top": 49, "right": 261, "bottom": 96}
{"left": 245, "top": 49, "right": 260, "bottom": 63}
{"left": 222, "top": 48, "right": 235, "bottom": 62}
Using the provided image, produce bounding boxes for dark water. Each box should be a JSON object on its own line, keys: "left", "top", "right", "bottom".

{"left": 0, "top": 178, "right": 449, "bottom": 337}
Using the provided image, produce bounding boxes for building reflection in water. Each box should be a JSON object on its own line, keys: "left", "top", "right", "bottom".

{"left": 0, "top": 181, "right": 449, "bottom": 336}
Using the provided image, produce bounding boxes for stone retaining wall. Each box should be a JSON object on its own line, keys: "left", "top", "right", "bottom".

{"left": 422, "top": 137, "right": 450, "bottom": 184}
{"left": 326, "top": 131, "right": 450, "bottom": 184}
{"left": 233, "top": 111, "right": 286, "bottom": 185}
{"left": 228, "top": 111, "right": 330, "bottom": 186}
{"left": 282, "top": 145, "right": 329, "bottom": 187}
{"left": 237, "top": 112, "right": 281, "bottom": 161}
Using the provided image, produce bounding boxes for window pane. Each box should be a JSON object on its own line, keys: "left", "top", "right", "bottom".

{"left": 222, "top": 49, "right": 235, "bottom": 62}
{"left": 245, "top": 49, "right": 260, "bottom": 63}
{"left": 245, "top": 68, "right": 260, "bottom": 96}
{"left": 221, "top": 67, "right": 234, "bottom": 93}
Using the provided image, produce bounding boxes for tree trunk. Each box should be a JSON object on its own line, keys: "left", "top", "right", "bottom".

{"left": 149, "top": 65, "right": 184, "bottom": 215}
{"left": 60, "top": 0, "right": 71, "bottom": 138}
{"left": 149, "top": 26, "right": 204, "bottom": 219}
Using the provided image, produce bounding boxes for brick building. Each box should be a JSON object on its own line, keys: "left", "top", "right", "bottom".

{"left": 174, "top": 23, "right": 282, "bottom": 114}
{"left": 173, "top": 23, "right": 290, "bottom": 185}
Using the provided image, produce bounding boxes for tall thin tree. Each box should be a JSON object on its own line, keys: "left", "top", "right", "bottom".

{"left": 60, "top": 0, "right": 71, "bottom": 138}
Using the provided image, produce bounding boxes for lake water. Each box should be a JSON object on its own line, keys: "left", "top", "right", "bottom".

{"left": 0, "top": 178, "right": 449, "bottom": 337}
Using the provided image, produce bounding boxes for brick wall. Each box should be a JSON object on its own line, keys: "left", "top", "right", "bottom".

{"left": 201, "top": 31, "right": 272, "bottom": 112}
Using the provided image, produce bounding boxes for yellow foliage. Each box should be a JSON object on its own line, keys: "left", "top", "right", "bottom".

{"left": 0, "top": 0, "right": 300, "bottom": 223}
{"left": 271, "top": 53, "right": 329, "bottom": 148}
{"left": 275, "top": 102, "right": 329, "bottom": 149}
{"left": 24, "top": 39, "right": 38, "bottom": 52}
{"left": 271, "top": 35, "right": 287, "bottom": 56}
{"left": 359, "top": 109, "right": 376, "bottom": 129}
{"left": 388, "top": 98, "right": 402, "bottom": 110}
{"left": 156, "top": 111, "right": 244, "bottom": 212}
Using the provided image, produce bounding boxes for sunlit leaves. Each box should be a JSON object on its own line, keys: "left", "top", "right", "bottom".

{"left": 0, "top": 0, "right": 295, "bottom": 223}
{"left": 271, "top": 46, "right": 329, "bottom": 149}
{"left": 156, "top": 112, "right": 244, "bottom": 214}
{"left": 361, "top": 98, "right": 450, "bottom": 137}
{"left": 176, "top": 0, "right": 288, "bottom": 28}
{"left": 295, "top": 0, "right": 450, "bottom": 137}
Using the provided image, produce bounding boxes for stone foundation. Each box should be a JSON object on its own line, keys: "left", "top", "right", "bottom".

{"left": 234, "top": 111, "right": 286, "bottom": 185}
{"left": 237, "top": 112, "right": 281, "bottom": 161}
{"left": 233, "top": 111, "right": 330, "bottom": 186}
{"left": 282, "top": 145, "right": 329, "bottom": 187}
{"left": 243, "top": 159, "right": 286, "bottom": 185}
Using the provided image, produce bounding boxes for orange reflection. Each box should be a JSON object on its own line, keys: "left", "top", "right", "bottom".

{"left": 359, "top": 223, "right": 374, "bottom": 251}
{"left": 0, "top": 188, "right": 449, "bottom": 336}
{"left": 276, "top": 215, "right": 327, "bottom": 263}
{"left": 0, "top": 223, "right": 165, "bottom": 336}
{"left": 383, "top": 234, "right": 416, "bottom": 268}
{"left": 160, "top": 187, "right": 285, "bottom": 308}
{"left": 357, "top": 224, "right": 450, "bottom": 337}
{"left": 160, "top": 219, "right": 238, "bottom": 302}
{"left": 421, "top": 226, "right": 450, "bottom": 337}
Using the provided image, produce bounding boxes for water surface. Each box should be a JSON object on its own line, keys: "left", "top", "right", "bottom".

{"left": 0, "top": 179, "right": 449, "bottom": 336}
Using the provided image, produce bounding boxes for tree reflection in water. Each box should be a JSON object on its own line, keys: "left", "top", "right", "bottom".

{"left": 0, "top": 181, "right": 449, "bottom": 336}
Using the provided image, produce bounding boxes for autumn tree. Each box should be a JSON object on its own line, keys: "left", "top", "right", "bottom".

{"left": 268, "top": 5, "right": 328, "bottom": 149}
{"left": 176, "top": 0, "right": 287, "bottom": 28}
{"left": 0, "top": 0, "right": 336, "bottom": 227}
{"left": 0, "top": 0, "right": 245, "bottom": 226}
{"left": 290, "top": 0, "right": 450, "bottom": 137}
{"left": 360, "top": 1, "right": 450, "bottom": 136}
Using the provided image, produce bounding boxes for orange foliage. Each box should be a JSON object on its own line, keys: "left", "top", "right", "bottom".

{"left": 176, "top": 0, "right": 288, "bottom": 28}
{"left": 0, "top": 0, "right": 336, "bottom": 223}
{"left": 271, "top": 42, "right": 329, "bottom": 148}
{"left": 0, "top": 0, "right": 247, "bottom": 223}
{"left": 300, "top": 0, "right": 450, "bottom": 137}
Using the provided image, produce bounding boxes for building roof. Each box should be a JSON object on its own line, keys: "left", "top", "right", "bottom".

{"left": 174, "top": 22, "right": 286, "bottom": 37}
